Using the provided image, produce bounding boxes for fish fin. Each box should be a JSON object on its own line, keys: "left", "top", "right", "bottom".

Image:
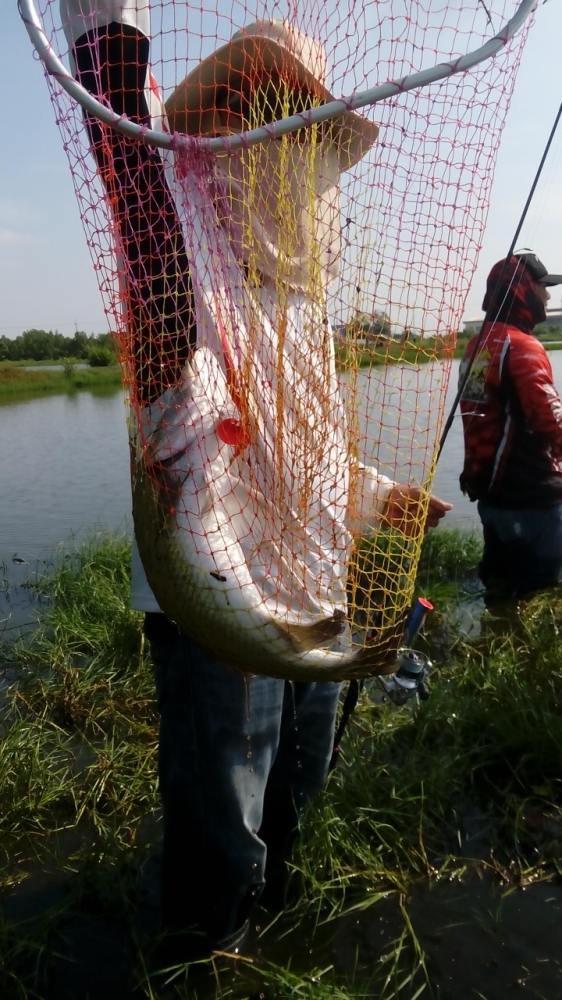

{"left": 344, "top": 624, "right": 404, "bottom": 678}
{"left": 279, "top": 609, "right": 347, "bottom": 651}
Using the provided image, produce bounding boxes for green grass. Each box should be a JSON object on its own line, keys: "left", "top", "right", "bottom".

{"left": 335, "top": 340, "right": 454, "bottom": 370}
{"left": 3, "top": 336, "right": 559, "bottom": 407}
{"left": 0, "top": 530, "right": 561, "bottom": 998}
{"left": 336, "top": 336, "right": 562, "bottom": 373}
{"left": 0, "top": 364, "right": 122, "bottom": 402}
{"left": 1, "top": 358, "right": 92, "bottom": 368}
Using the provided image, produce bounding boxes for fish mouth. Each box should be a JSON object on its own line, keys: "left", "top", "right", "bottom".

{"left": 278, "top": 608, "right": 347, "bottom": 651}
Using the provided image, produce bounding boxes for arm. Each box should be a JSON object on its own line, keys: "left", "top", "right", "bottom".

{"left": 62, "top": 2, "right": 196, "bottom": 405}
{"left": 380, "top": 484, "right": 452, "bottom": 534}
{"left": 350, "top": 463, "right": 451, "bottom": 537}
{"left": 506, "top": 332, "right": 562, "bottom": 457}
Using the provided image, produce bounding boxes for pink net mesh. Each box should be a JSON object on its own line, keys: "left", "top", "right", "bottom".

{"left": 26, "top": 1, "right": 532, "bottom": 678}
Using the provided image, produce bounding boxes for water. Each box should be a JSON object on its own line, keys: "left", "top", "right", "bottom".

{"left": 1, "top": 390, "right": 131, "bottom": 561}
{"left": 0, "top": 359, "right": 478, "bottom": 559}
{"left": 23, "top": 363, "right": 89, "bottom": 371}
{"left": 1, "top": 389, "right": 131, "bottom": 631}
{"left": 1, "top": 355, "right": 560, "bottom": 628}
{"left": 353, "top": 357, "right": 473, "bottom": 526}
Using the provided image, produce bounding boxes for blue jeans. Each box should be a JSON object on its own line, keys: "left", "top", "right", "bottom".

{"left": 478, "top": 501, "right": 562, "bottom": 598}
{"left": 144, "top": 613, "right": 341, "bottom": 944}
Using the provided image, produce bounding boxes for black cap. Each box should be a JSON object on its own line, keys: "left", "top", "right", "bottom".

{"left": 515, "top": 250, "right": 562, "bottom": 287}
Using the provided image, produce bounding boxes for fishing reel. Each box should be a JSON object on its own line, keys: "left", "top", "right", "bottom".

{"left": 330, "top": 597, "right": 434, "bottom": 770}
{"left": 375, "top": 646, "right": 432, "bottom": 706}
{"left": 374, "top": 597, "right": 433, "bottom": 707}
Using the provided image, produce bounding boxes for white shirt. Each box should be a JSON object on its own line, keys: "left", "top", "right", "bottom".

{"left": 60, "top": 0, "right": 150, "bottom": 45}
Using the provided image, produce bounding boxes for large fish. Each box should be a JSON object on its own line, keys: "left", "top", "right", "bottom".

{"left": 131, "top": 151, "right": 404, "bottom": 680}
{"left": 132, "top": 345, "right": 401, "bottom": 681}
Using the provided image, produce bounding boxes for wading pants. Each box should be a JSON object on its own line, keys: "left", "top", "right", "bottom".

{"left": 478, "top": 500, "right": 562, "bottom": 598}
{"left": 144, "top": 612, "right": 341, "bottom": 947}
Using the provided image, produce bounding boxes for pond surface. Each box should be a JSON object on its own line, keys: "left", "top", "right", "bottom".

{"left": 2, "top": 389, "right": 131, "bottom": 562}
{"left": 22, "top": 363, "right": 90, "bottom": 371}
{"left": 1, "top": 390, "right": 131, "bottom": 631}
{"left": 2, "top": 354, "right": 560, "bottom": 630}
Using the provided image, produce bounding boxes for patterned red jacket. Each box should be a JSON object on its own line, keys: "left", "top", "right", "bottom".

{"left": 459, "top": 270, "right": 562, "bottom": 508}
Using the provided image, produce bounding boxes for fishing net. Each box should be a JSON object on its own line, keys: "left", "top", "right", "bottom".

{"left": 24, "top": 0, "right": 533, "bottom": 679}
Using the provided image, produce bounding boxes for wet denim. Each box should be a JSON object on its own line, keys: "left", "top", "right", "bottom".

{"left": 478, "top": 500, "right": 562, "bottom": 597}
{"left": 144, "top": 613, "right": 341, "bottom": 944}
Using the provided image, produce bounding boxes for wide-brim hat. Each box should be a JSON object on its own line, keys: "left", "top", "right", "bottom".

{"left": 165, "top": 20, "right": 379, "bottom": 170}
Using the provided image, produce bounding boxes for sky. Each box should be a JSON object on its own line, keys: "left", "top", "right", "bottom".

{"left": 1, "top": 0, "right": 561, "bottom": 338}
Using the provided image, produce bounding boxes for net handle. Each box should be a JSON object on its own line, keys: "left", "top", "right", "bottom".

{"left": 19, "top": 0, "right": 536, "bottom": 153}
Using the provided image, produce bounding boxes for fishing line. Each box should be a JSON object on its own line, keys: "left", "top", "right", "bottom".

{"left": 517, "top": 138, "right": 562, "bottom": 278}
{"left": 437, "top": 98, "right": 562, "bottom": 460}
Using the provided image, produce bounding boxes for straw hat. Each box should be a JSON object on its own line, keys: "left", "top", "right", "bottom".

{"left": 165, "top": 20, "right": 379, "bottom": 169}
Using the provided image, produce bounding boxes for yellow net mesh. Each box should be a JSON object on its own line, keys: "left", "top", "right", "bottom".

{"left": 32, "top": 1, "right": 532, "bottom": 678}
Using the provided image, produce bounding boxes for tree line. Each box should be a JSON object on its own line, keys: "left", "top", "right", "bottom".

{"left": 0, "top": 329, "right": 117, "bottom": 364}
{"left": 4, "top": 323, "right": 559, "bottom": 366}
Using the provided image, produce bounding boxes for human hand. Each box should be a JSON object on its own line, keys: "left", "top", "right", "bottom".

{"left": 382, "top": 484, "right": 453, "bottom": 536}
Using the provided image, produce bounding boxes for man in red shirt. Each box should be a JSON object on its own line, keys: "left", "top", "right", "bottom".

{"left": 460, "top": 252, "right": 562, "bottom": 599}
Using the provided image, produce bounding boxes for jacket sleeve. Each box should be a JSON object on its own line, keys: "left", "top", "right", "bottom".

{"left": 60, "top": 0, "right": 196, "bottom": 406}
{"left": 347, "top": 461, "right": 394, "bottom": 535}
{"left": 506, "top": 332, "right": 562, "bottom": 457}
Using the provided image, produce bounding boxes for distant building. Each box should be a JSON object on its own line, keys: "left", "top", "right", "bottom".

{"left": 463, "top": 307, "right": 562, "bottom": 334}
{"left": 462, "top": 317, "right": 483, "bottom": 335}
{"left": 540, "top": 308, "right": 562, "bottom": 330}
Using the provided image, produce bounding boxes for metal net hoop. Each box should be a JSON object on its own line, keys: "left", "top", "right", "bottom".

{"left": 21, "top": 0, "right": 534, "bottom": 679}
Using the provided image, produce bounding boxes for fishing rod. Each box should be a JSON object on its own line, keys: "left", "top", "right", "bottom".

{"left": 437, "top": 98, "right": 562, "bottom": 460}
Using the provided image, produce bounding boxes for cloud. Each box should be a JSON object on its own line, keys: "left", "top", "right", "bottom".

{"left": 0, "top": 227, "right": 37, "bottom": 246}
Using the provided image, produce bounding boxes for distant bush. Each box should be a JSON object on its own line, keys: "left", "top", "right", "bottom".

{"left": 535, "top": 324, "right": 562, "bottom": 341}
{"left": 87, "top": 347, "right": 114, "bottom": 368}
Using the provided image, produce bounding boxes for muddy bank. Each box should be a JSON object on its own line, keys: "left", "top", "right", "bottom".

{"left": 2, "top": 856, "right": 561, "bottom": 999}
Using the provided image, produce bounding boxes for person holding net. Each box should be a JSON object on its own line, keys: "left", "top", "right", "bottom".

{"left": 61, "top": 0, "right": 451, "bottom": 963}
